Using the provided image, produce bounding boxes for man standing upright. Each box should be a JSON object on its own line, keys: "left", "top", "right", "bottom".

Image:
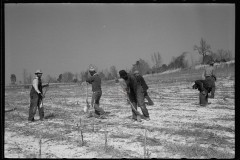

{"left": 119, "top": 70, "right": 150, "bottom": 122}
{"left": 28, "top": 70, "right": 49, "bottom": 122}
{"left": 133, "top": 70, "right": 154, "bottom": 106}
{"left": 203, "top": 61, "right": 216, "bottom": 98}
{"left": 86, "top": 67, "right": 106, "bottom": 119}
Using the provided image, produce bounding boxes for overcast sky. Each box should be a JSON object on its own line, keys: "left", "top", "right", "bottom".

{"left": 5, "top": 3, "right": 235, "bottom": 85}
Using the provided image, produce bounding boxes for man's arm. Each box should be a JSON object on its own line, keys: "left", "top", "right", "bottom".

{"left": 140, "top": 76, "right": 148, "bottom": 90}
{"left": 86, "top": 76, "right": 94, "bottom": 84}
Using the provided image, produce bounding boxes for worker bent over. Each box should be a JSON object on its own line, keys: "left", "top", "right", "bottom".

{"left": 192, "top": 79, "right": 212, "bottom": 106}
{"left": 119, "top": 70, "right": 150, "bottom": 122}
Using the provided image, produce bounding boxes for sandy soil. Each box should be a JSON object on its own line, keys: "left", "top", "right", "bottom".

{"left": 4, "top": 73, "right": 235, "bottom": 158}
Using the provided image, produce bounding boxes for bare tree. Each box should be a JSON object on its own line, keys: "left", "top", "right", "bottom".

{"left": 151, "top": 52, "right": 162, "bottom": 70}
{"left": 62, "top": 71, "right": 74, "bottom": 83}
{"left": 46, "top": 74, "right": 52, "bottom": 83}
{"left": 190, "top": 52, "right": 195, "bottom": 66}
{"left": 57, "top": 74, "right": 62, "bottom": 83}
{"left": 225, "top": 50, "right": 233, "bottom": 60}
{"left": 75, "top": 72, "right": 78, "bottom": 80}
{"left": 209, "top": 51, "right": 218, "bottom": 62}
{"left": 216, "top": 49, "right": 225, "bottom": 61}
{"left": 133, "top": 59, "right": 150, "bottom": 75}
{"left": 103, "top": 68, "right": 111, "bottom": 80}
{"left": 10, "top": 74, "right": 16, "bottom": 85}
{"left": 27, "top": 72, "right": 33, "bottom": 84}
{"left": 193, "top": 38, "right": 211, "bottom": 64}
{"left": 23, "top": 69, "right": 28, "bottom": 85}
{"left": 110, "top": 65, "right": 118, "bottom": 78}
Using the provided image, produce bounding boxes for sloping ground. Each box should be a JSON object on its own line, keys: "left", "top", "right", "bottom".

{"left": 4, "top": 67, "right": 235, "bottom": 158}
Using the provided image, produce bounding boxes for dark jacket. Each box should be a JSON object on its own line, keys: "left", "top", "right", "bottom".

{"left": 135, "top": 75, "right": 148, "bottom": 91}
{"left": 86, "top": 73, "right": 102, "bottom": 92}
{"left": 193, "top": 80, "right": 212, "bottom": 93}
{"left": 125, "top": 73, "right": 140, "bottom": 96}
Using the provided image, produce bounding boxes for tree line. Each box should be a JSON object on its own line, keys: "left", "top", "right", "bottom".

{"left": 10, "top": 38, "right": 234, "bottom": 85}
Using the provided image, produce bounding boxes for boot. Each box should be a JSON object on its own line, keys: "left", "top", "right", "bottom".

{"left": 145, "top": 117, "right": 150, "bottom": 121}
{"left": 199, "top": 91, "right": 208, "bottom": 106}
{"left": 39, "top": 107, "right": 44, "bottom": 121}
{"left": 98, "top": 115, "right": 107, "bottom": 119}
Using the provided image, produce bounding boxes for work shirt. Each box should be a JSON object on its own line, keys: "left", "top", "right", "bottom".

{"left": 125, "top": 73, "right": 140, "bottom": 96}
{"left": 135, "top": 75, "right": 149, "bottom": 91}
{"left": 30, "top": 77, "right": 42, "bottom": 94}
{"left": 204, "top": 66, "right": 216, "bottom": 77}
{"left": 86, "top": 73, "right": 102, "bottom": 92}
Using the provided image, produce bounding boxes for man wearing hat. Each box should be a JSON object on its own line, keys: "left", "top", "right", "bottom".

{"left": 133, "top": 70, "right": 154, "bottom": 106}
{"left": 86, "top": 67, "right": 106, "bottom": 119}
{"left": 119, "top": 70, "right": 150, "bottom": 122}
{"left": 28, "top": 70, "right": 49, "bottom": 122}
{"left": 203, "top": 61, "right": 216, "bottom": 98}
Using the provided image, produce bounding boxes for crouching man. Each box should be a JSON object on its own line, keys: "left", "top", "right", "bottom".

{"left": 192, "top": 79, "right": 212, "bottom": 106}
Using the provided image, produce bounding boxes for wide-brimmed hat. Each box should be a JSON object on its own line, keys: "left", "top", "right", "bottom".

{"left": 89, "top": 67, "right": 95, "bottom": 72}
{"left": 35, "top": 69, "right": 43, "bottom": 74}
{"left": 133, "top": 70, "right": 139, "bottom": 75}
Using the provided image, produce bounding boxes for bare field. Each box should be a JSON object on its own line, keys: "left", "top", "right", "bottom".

{"left": 4, "top": 66, "right": 235, "bottom": 158}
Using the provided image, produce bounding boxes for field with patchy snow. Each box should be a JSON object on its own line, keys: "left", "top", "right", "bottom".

{"left": 4, "top": 66, "right": 235, "bottom": 158}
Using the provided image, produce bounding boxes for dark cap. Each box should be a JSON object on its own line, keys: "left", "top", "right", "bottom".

{"left": 209, "top": 61, "right": 214, "bottom": 65}
{"left": 119, "top": 70, "right": 127, "bottom": 78}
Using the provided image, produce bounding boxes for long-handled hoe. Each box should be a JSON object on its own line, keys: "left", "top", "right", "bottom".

{"left": 84, "top": 82, "right": 91, "bottom": 113}
{"left": 118, "top": 83, "right": 142, "bottom": 116}
{"left": 40, "top": 80, "right": 54, "bottom": 119}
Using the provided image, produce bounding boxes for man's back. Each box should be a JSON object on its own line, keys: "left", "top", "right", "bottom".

{"left": 86, "top": 74, "right": 101, "bottom": 92}
{"left": 204, "top": 66, "right": 215, "bottom": 77}
{"left": 135, "top": 75, "right": 148, "bottom": 91}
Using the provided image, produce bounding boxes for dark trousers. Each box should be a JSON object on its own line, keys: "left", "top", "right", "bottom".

{"left": 91, "top": 90, "right": 105, "bottom": 115}
{"left": 206, "top": 76, "right": 215, "bottom": 98}
{"left": 28, "top": 93, "right": 44, "bottom": 121}
{"left": 129, "top": 87, "right": 150, "bottom": 120}
{"left": 199, "top": 90, "right": 208, "bottom": 106}
{"left": 143, "top": 91, "right": 154, "bottom": 105}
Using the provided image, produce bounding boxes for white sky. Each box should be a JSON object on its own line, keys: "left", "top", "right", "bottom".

{"left": 5, "top": 3, "right": 235, "bottom": 84}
